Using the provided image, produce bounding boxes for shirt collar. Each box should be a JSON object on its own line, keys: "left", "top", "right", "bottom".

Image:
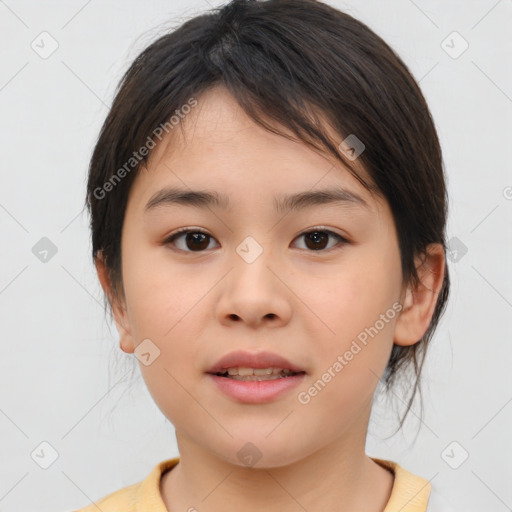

{"left": 135, "top": 456, "right": 432, "bottom": 512}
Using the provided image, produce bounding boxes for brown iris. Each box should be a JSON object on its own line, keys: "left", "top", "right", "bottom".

{"left": 303, "top": 231, "right": 329, "bottom": 250}
{"left": 183, "top": 232, "right": 210, "bottom": 251}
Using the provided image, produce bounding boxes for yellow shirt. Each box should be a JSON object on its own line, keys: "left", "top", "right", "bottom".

{"left": 73, "top": 457, "right": 439, "bottom": 512}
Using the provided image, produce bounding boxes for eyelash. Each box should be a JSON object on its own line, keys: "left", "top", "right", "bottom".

{"left": 163, "top": 227, "right": 350, "bottom": 253}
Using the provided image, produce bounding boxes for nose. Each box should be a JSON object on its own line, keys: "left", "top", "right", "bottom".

{"left": 214, "top": 246, "right": 292, "bottom": 329}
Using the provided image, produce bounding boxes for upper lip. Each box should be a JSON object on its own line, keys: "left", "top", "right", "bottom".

{"left": 206, "top": 350, "right": 306, "bottom": 374}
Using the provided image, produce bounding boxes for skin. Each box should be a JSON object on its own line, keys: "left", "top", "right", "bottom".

{"left": 96, "top": 85, "right": 445, "bottom": 512}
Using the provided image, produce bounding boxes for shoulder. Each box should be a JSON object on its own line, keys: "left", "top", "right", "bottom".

{"left": 371, "top": 456, "right": 432, "bottom": 510}
{"left": 73, "top": 482, "right": 139, "bottom": 512}
{"left": 371, "top": 457, "right": 457, "bottom": 512}
{"left": 426, "top": 487, "right": 458, "bottom": 512}
{"left": 72, "top": 457, "right": 180, "bottom": 512}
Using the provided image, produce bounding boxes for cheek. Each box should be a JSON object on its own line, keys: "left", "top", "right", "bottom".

{"left": 121, "top": 245, "right": 196, "bottom": 338}
{"left": 304, "top": 252, "right": 400, "bottom": 371}
{"left": 308, "top": 262, "right": 396, "bottom": 332}
{"left": 122, "top": 246, "right": 212, "bottom": 380}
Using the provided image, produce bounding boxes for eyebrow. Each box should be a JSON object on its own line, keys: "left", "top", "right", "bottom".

{"left": 144, "top": 186, "right": 371, "bottom": 215}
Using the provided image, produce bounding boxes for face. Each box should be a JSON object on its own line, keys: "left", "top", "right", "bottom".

{"left": 99, "top": 86, "right": 422, "bottom": 468}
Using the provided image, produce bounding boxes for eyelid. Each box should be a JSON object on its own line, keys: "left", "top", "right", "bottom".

{"left": 297, "top": 226, "right": 349, "bottom": 241}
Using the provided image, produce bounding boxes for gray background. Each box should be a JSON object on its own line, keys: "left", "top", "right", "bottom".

{"left": 1, "top": 1, "right": 511, "bottom": 511}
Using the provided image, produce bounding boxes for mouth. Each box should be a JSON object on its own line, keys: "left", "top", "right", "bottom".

{"left": 206, "top": 367, "right": 307, "bottom": 404}
{"left": 206, "top": 349, "right": 306, "bottom": 376}
{"left": 205, "top": 350, "right": 307, "bottom": 402}
{"left": 210, "top": 367, "right": 307, "bottom": 382}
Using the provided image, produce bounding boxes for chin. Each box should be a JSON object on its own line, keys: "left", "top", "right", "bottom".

{"left": 211, "top": 435, "right": 311, "bottom": 470}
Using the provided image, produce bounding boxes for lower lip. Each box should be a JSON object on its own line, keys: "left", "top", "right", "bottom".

{"left": 206, "top": 373, "right": 306, "bottom": 403}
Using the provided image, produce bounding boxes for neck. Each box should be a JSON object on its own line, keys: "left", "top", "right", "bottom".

{"left": 160, "top": 433, "right": 394, "bottom": 512}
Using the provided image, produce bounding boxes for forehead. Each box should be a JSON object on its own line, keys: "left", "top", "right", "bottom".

{"left": 134, "top": 86, "right": 385, "bottom": 218}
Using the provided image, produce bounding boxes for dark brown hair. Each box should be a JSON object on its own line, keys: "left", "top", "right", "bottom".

{"left": 84, "top": 0, "right": 450, "bottom": 434}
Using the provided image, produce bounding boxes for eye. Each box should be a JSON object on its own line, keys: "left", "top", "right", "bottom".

{"left": 163, "top": 227, "right": 349, "bottom": 253}
{"left": 292, "top": 228, "right": 349, "bottom": 252}
{"left": 164, "top": 228, "right": 218, "bottom": 252}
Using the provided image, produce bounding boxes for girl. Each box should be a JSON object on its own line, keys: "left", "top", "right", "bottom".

{"left": 78, "top": 0, "right": 454, "bottom": 510}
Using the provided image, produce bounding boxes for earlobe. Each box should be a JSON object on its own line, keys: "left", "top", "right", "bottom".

{"left": 393, "top": 244, "right": 446, "bottom": 347}
{"left": 94, "top": 252, "right": 135, "bottom": 354}
{"left": 113, "top": 309, "right": 135, "bottom": 354}
{"left": 118, "top": 331, "right": 135, "bottom": 354}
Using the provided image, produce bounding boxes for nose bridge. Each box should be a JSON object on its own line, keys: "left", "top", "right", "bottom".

{"left": 213, "top": 231, "right": 291, "bottom": 326}
{"left": 235, "top": 234, "right": 270, "bottom": 267}
{"left": 230, "top": 233, "right": 277, "bottom": 291}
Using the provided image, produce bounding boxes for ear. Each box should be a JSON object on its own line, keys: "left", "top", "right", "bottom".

{"left": 394, "top": 243, "right": 446, "bottom": 347}
{"left": 94, "top": 252, "right": 135, "bottom": 354}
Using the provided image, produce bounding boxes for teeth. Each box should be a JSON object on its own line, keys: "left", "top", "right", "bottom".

{"left": 218, "top": 367, "right": 302, "bottom": 381}
{"left": 224, "top": 367, "right": 295, "bottom": 377}
{"left": 229, "top": 374, "right": 285, "bottom": 381}
{"left": 253, "top": 368, "right": 274, "bottom": 376}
